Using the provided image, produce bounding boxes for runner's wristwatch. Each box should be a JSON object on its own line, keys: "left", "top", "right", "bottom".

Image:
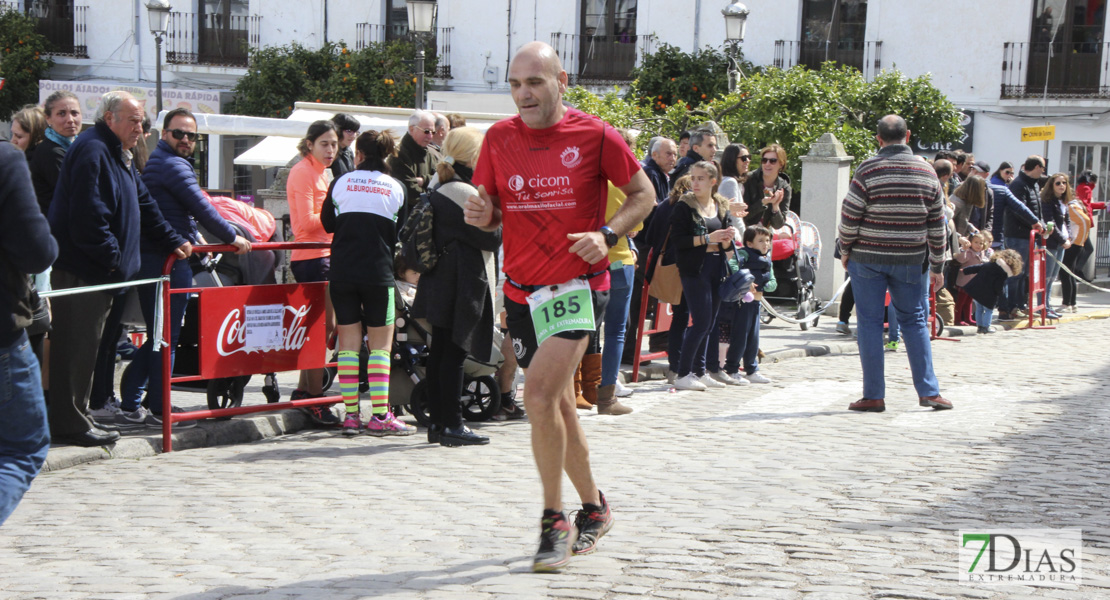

{"left": 600, "top": 226, "right": 618, "bottom": 248}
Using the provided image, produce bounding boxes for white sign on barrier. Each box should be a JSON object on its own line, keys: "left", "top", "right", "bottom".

{"left": 243, "top": 304, "right": 284, "bottom": 350}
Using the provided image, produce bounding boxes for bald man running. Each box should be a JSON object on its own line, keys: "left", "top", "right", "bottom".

{"left": 466, "top": 41, "right": 654, "bottom": 572}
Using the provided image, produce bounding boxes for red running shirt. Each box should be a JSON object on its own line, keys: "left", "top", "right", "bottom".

{"left": 473, "top": 108, "right": 642, "bottom": 304}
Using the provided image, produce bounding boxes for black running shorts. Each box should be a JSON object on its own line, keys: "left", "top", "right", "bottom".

{"left": 504, "top": 290, "right": 608, "bottom": 369}
{"left": 330, "top": 282, "right": 395, "bottom": 327}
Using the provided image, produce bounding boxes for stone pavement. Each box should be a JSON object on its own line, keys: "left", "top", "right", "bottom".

{"left": 3, "top": 300, "right": 1110, "bottom": 598}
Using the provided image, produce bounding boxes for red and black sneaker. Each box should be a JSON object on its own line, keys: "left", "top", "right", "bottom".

{"left": 291, "top": 389, "right": 341, "bottom": 427}
{"left": 532, "top": 510, "right": 576, "bottom": 572}
{"left": 571, "top": 491, "right": 614, "bottom": 555}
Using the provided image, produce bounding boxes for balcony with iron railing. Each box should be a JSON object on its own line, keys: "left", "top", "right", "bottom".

{"left": 773, "top": 39, "right": 882, "bottom": 79}
{"left": 165, "top": 11, "right": 261, "bottom": 68}
{"left": 1, "top": 1, "right": 88, "bottom": 57}
{"left": 550, "top": 32, "right": 655, "bottom": 85}
{"left": 353, "top": 25, "right": 453, "bottom": 79}
{"left": 1002, "top": 41, "right": 1110, "bottom": 99}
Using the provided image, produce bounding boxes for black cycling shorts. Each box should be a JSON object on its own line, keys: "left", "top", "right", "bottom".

{"left": 330, "top": 282, "right": 395, "bottom": 328}
{"left": 504, "top": 290, "right": 608, "bottom": 369}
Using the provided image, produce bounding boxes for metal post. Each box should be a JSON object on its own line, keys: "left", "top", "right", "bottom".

{"left": 155, "top": 33, "right": 164, "bottom": 114}
{"left": 415, "top": 37, "right": 425, "bottom": 110}
{"left": 727, "top": 42, "right": 738, "bottom": 94}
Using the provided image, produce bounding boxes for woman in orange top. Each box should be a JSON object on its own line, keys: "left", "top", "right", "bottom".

{"left": 287, "top": 120, "right": 340, "bottom": 425}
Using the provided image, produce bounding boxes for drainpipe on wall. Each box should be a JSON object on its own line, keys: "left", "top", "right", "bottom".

{"left": 693, "top": 0, "right": 701, "bottom": 49}
{"left": 505, "top": 1, "right": 512, "bottom": 83}
{"left": 134, "top": 0, "right": 143, "bottom": 83}
{"left": 323, "top": 0, "right": 329, "bottom": 44}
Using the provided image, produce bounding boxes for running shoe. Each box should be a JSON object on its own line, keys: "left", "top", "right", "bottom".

{"left": 724, "top": 371, "right": 751, "bottom": 386}
{"left": 835, "top": 321, "right": 852, "bottom": 335}
{"left": 291, "top": 390, "right": 342, "bottom": 427}
{"left": 493, "top": 398, "right": 527, "bottom": 421}
{"left": 614, "top": 380, "right": 634, "bottom": 397}
{"left": 115, "top": 406, "right": 151, "bottom": 425}
{"left": 341, "top": 414, "right": 362, "bottom": 436}
{"left": 673, "top": 374, "right": 707, "bottom": 391}
{"left": 708, "top": 371, "right": 740, "bottom": 386}
{"left": 144, "top": 406, "right": 197, "bottom": 430}
{"left": 698, "top": 373, "right": 727, "bottom": 389}
{"left": 89, "top": 397, "right": 123, "bottom": 421}
{"left": 571, "top": 492, "right": 614, "bottom": 555}
{"left": 364, "top": 412, "right": 416, "bottom": 436}
{"left": 746, "top": 372, "right": 772, "bottom": 384}
{"left": 885, "top": 340, "right": 899, "bottom": 352}
{"left": 533, "top": 510, "right": 576, "bottom": 572}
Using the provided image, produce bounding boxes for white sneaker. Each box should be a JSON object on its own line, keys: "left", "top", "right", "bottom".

{"left": 698, "top": 373, "right": 727, "bottom": 389}
{"left": 747, "top": 372, "right": 772, "bottom": 384}
{"left": 666, "top": 370, "right": 678, "bottom": 384}
{"left": 729, "top": 373, "right": 752, "bottom": 385}
{"left": 708, "top": 371, "right": 741, "bottom": 386}
{"left": 89, "top": 397, "right": 123, "bottom": 420}
{"left": 673, "top": 374, "right": 707, "bottom": 391}
{"left": 614, "top": 380, "right": 634, "bottom": 397}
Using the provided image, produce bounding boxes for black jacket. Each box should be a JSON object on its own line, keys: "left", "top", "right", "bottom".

{"left": 1, "top": 143, "right": 58, "bottom": 346}
{"left": 961, "top": 261, "right": 1011, "bottom": 309}
{"left": 669, "top": 149, "right": 704, "bottom": 188}
{"left": 741, "top": 171, "right": 789, "bottom": 229}
{"left": 1005, "top": 171, "right": 1043, "bottom": 239}
{"left": 1041, "top": 195, "right": 1069, "bottom": 250}
{"left": 411, "top": 179, "right": 502, "bottom": 361}
{"left": 29, "top": 137, "right": 66, "bottom": 216}
{"left": 388, "top": 133, "right": 438, "bottom": 208}
{"left": 643, "top": 158, "right": 670, "bottom": 202}
{"left": 330, "top": 146, "right": 354, "bottom": 180}
{"left": 670, "top": 193, "right": 735, "bottom": 277}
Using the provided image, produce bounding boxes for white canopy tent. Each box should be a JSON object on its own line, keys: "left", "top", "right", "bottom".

{"left": 158, "top": 102, "right": 514, "bottom": 169}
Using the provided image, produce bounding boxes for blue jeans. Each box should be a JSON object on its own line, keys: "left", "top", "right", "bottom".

{"left": 601, "top": 264, "right": 634, "bottom": 387}
{"left": 723, "top": 298, "right": 760, "bottom": 375}
{"left": 678, "top": 253, "right": 725, "bottom": 377}
{"left": 847, "top": 261, "right": 940, "bottom": 400}
{"left": 0, "top": 330, "right": 50, "bottom": 526}
{"left": 887, "top": 303, "right": 900, "bottom": 343}
{"left": 974, "top": 301, "right": 993, "bottom": 329}
{"left": 1001, "top": 236, "right": 1030, "bottom": 312}
{"left": 120, "top": 254, "right": 192, "bottom": 414}
{"left": 1044, "top": 246, "right": 1064, "bottom": 311}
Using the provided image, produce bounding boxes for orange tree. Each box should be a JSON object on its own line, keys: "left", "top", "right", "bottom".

{"left": 228, "top": 41, "right": 436, "bottom": 117}
{"left": 0, "top": 8, "right": 54, "bottom": 119}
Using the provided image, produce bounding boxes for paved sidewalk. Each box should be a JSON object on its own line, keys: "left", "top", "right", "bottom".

{"left": 4, "top": 304, "right": 1110, "bottom": 598}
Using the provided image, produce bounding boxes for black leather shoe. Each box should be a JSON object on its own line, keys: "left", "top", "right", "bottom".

{"left": 88, "top": 418, "right": 120, "bottom": 432}
{"left": 56, "top": 427, "right": 121, "bottom": 447}
{"left": 439, "top": 425, "right": 490, "bottom": 447}
{"left": 427, "top": 424, "right": 442, "bottom": 444}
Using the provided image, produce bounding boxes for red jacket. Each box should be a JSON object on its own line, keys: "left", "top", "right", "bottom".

{"left": 1076, "top": 182, "right": 1105, "bottom": 220}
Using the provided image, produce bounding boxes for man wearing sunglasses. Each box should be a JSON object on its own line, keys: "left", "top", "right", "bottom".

{"left": 112, "top": 108, "right": 251, "bottom": 431}
{"left": 389, "top": 109, "right": 440, "bottom": 210}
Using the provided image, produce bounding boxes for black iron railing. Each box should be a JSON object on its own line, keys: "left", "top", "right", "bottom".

{"left": 166, "top": 12, "right": 261, "bottom": 68}
{"left": 1002, "top": 41, "right": 1110, "bottom": 99}
{"left": 353, "top": 25, "right": 452, "bottom": 79}
{"left": 773, "top": 39, "right": 881, "bottom": 78}
{"left": 14, "top": 1, "right": 88, "bottom": 57}
{"left": 550, "top": 32, "right": 655, "bottom": 85}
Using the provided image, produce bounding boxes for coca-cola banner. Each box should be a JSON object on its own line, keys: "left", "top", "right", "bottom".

{"left": 199, "top": 283, "right": 327, "bottom": 379}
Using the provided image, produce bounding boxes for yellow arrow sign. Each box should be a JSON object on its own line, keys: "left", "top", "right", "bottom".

{"left": 1021, "top": 125, "right": 1055, "bottom": 142}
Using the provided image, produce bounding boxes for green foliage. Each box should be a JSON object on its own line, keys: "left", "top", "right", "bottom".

{"left": 227, "top": 41, "right": 437, "bottom": 117}
{"left": 628, "top": 43, "right": 753, "bottom": 113}
{"left": 570, "top": 60, "right": 963, "bottom": 190}
{"left": 0, "top": 8, "right": 55, "bottom": 119}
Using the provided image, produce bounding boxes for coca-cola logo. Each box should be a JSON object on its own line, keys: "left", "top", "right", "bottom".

{"left": 217, "top": 304, "right": 312, "bottom": 356}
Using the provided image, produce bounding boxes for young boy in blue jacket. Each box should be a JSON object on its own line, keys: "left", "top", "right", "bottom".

{"left": 722, "top": 225, "right": 776, "bottom": 384}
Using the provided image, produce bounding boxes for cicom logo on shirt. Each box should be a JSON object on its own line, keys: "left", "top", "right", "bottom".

{"left": 561, "top": 146, "right": 582, "bottom": 168}
{"left": 508, "top": 174, "right": 525, "bottom": 192}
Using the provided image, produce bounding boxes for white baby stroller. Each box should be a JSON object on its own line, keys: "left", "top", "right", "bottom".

{"left": 760, "top": 211, "right": 823, "bottom": 330}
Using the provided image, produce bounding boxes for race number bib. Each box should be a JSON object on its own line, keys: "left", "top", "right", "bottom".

{"left": 525, "top": 279, "right": 595, "bottom": 345}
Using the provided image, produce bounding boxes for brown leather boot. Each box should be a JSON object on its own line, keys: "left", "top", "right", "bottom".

{"left": 596, "top": 384, "right": 632, "bottom": 415}
{"left": 580, "top": 353, "right": 602, "bottom": 405}
{"left": 574, "top": 363, "right": 592, "bottom": 410}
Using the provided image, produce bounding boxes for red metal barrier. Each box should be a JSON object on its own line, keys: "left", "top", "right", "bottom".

{"left": 631, "top": 248, "right": 669, "bottom": 383}
{"left": 1026, "top": 229, "right": 1056, "bottom": 330}
{"left": 160, "top": 241, "right": 339, "bottom": 452}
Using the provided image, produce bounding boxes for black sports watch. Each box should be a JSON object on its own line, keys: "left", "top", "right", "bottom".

{"left": 600, "top": 226, "right": 619, "bottom": 248}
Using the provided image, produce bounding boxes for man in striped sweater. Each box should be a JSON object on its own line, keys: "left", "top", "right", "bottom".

{"left": 838, "top": 114, "right": 951, "bottom": 413}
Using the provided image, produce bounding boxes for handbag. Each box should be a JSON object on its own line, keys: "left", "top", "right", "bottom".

{"left": 647, "top": 234, "right": 683, "bottom": 305}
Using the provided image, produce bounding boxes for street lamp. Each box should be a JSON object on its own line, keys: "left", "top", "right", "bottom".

{"left": 146, "top": 0, "right": 172, "bottom": 114}
{"left": 406, "top": 0, "right": 437, "bottom": 110}
{"left": 722, "top": 1, "right": 749, "bottom": 94}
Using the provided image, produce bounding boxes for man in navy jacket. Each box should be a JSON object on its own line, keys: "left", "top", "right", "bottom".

{"left": 46, "top": 91, "right": 191, "bottom": 447}
{"left": 0, "top": 143, "right": 58, "bottom": 525}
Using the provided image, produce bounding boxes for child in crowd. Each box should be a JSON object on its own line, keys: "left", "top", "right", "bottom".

{"left": 721, "top": 225, "right": 776, "bottom": 384}
{"left": 394, "top": 255, "right": 420, "bottom": 306}
{"left": 960, "top": 249, "right": 1023, "bottom": 334}
{"left": 954, "top": 231, "right": 993, "bottom": 326}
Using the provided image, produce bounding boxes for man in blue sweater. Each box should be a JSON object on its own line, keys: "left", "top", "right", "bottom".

{"left": 0, "top": 143, "right": 58, "bottom": 525}
{"left": 113, "top": 108, "right": 250, "bottom": 429}
{"left": 46, "top": 91, "right": 192, "bottom": 447}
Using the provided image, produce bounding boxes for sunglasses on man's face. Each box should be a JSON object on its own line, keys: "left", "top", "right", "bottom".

{"left": 414, "top": 127, "right": 434, "bottom": 136}
{"left": 169, "top": 129, "right": 198, "bottom": 142}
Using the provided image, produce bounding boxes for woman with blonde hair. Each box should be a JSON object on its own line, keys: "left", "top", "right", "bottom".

{"left": 741, "top": 143, "right": 789, "bottom": 226}
{"left": 9, "top": 105, "right": 47, "bottom": 156}
{"left": 413, "top": 127, "right": 502, "bottom": 446}
{"left": 287, "top": 119, "right": 341, "bottom": 425}
{"left": 950, "top": 176, "right": 986, "bottom": 237}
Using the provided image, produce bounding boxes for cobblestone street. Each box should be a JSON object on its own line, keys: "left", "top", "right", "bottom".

{"left": 3, "top": 317, "right": 1109, "bottom": 600}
